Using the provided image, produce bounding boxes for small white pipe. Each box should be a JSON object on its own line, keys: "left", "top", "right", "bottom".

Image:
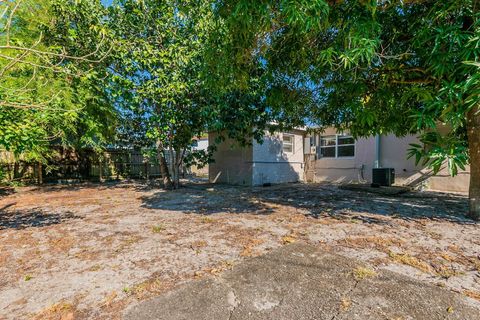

{"left": 375, "top": 135, "right": 381, "bottom": 168}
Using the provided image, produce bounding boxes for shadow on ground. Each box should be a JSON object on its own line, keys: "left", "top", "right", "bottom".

{"left": 140, "top": 183, "right": 273, "bottom": 215}
{"left": 140, "top": 182, "right": 476, "bottom": 224}
{"left": 0, "top": 208, "right": 82, "bottom": 230}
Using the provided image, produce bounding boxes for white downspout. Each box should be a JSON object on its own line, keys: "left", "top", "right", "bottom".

{"left": 374, "top": 135, "right": 381, "bottom": 168}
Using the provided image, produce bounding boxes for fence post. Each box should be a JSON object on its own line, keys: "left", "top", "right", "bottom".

{"left": 99, "top": 156, "right": 103, "bottom": 182}
{"left": 37, "top": 162, "right": 43, "bottom": 185}
{"left": 145, "top": 161, "right": 149, "bottom": 180}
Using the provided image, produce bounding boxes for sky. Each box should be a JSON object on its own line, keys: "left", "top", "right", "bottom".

{"left": 101, "top": 0, "right": 113, "bottom": 6}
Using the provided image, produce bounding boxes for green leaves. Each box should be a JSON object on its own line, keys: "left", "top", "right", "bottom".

{"left": 407, "top": 131, "right": 469, "bottom": 176}
{"left": 0, "top": 0, "right": 115, "bottom": 160}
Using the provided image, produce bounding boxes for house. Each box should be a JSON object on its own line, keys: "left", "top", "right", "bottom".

{"left": 308, "top": 128, "right": 469, "bottom": 193}
{"left": 208, "top": 127, "right": 470, "bottom": 193}
{"left": 190, "top": 135, "right": 209, "bottom": 177}
{"left": 192, "top": 135, "right": 209, "bottom": 152}
{"left": 208, "top": 129, "right": 306, "bottom": 186}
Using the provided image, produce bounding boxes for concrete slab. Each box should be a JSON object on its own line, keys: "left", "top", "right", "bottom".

{"left": 124, "top": 244, "right": 480, "bottom": 320}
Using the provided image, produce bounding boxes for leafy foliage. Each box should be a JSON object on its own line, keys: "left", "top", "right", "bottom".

{"left": 107, "top": 0, "right": 218, "bottom": 186}
{"left": 211, "top": 0, "right": 480, "bottom": 177}
{"left": 0, "top": 0, "right": 115, "bottom": 161}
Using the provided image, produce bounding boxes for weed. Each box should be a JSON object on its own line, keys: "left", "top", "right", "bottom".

{"left": 340, "top": 297, "right": 352, "bottom": 311}
{"left": 240, "top": 239, "right": 264, "bottom": 257}
{"left": 190, "top": 240, "right": 208, "bottom": 250}
{"left": 388, "top": 251, "right": 433, "bottom": 273}
{"left": 281, "top": 230, "right": 298, "bottom": 245}
{"left": 33, "top": 301, "right": 75, "bottom": 320}
{"left": 151, "top": 225, "right": 165, "bottom": 233}
{"left": 435, "top": 266, "right": 463, "bottom": 279}
{"left": 352, "top": 266, "right": 377, "bottom": 281}
{"left": 89, "top": 264, "right": 102, "bottom": 272}
{"left": 24, "top": 274, "right": 32, "bottom": 281}
{"left": 201, "top": 216, "right": 214, "bottom": 223}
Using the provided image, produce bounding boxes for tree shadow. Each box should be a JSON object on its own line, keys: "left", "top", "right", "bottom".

{"left": 0, "top": 208, "right": 83, "bottom": 230}
{"left": 140, "top": 183, "right": 274, "bottom": 215}
{"left": 140, "top": 182, "right": 476, "bottom": 224}
{"left": 24, "top": 180, "right": 155, "bottom": 194}
{"left": 0, "top": 187, "right": 15, "bottom": 197}
{"left": 256, "top": 184, "right": 475, "bottom": 224}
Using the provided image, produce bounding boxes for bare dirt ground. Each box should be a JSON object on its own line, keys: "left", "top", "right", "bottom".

{"left": 0, "top": 180, "right": 479, "bottom": 319}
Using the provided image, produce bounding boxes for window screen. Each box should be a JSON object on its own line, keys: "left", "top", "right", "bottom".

{"left": 319, "top": 135, "right": 355, "bottom": 158}
{"left": 283, "top": 134, "right": 294, "bottom": 153}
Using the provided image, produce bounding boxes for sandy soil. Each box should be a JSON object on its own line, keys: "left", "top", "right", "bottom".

{"left": 0, "top": 181, "right": 479, "bottom": 319}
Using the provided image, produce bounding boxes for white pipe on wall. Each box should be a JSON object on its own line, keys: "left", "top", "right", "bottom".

{"left": 375, "top": 135, "right": 381, "bottom": 168}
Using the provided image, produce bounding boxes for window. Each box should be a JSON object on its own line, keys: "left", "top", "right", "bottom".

{"left": 283, "top": 134, "right": 294, "bottom": 153}
{"left": 320, "top": 135, "right": 355, "bottom": 158}
{"left": 320, "top": 135, "right": 336, "bottom": 158}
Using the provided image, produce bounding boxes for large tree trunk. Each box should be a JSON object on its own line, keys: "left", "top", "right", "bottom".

{"left": 156, "top": 140, "right": 173, "bottom": 189}
{"left": 467, "top": 105, "right": 480, "bottom": 220}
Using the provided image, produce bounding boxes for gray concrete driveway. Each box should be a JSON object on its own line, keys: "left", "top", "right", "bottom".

{"left": 124, "top": 244, "right": 479, "bottom": 320}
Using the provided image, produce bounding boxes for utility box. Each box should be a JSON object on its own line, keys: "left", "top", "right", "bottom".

{"left": 372, "top": 168, "right": 395, "bottom": 186}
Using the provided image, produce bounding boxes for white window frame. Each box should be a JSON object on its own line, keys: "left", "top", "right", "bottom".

{"left": 319, "top": 134, "right": 355, "bottom": 158}
{"left": 282, "top": 134, "right": 295, "bottom": 154}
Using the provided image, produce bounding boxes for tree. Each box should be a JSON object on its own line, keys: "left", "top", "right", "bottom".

{"left": 210, "top": 0, "right": 480, "bottom": 219}
{"left": 107, "top": 0, "right": 217, "bottom": 188}
{"left": 0, "top": 0, "right": 114, "bottom": 166}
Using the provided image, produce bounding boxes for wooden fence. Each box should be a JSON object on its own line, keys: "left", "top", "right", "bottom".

{"left": 0, "top": 148, "right": 187, "bottom": 184}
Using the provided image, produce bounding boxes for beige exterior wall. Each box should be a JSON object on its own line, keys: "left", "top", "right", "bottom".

{"left": 312, "top": 128, "right": 470, "bottom": 193}
{"left": 422, "top": 165, "right": 470, "bottom": 194}
{"left": 312, "top": 128, "right": 376, "bottom": 183}
{"left": 209, "top": 130, "right": 305, "bottom": 186}
{"left": 252, "top": 130, "right": 305, "bottom": 185}
{"left": 208, "top": 132, "right": 253, "bottom": 186}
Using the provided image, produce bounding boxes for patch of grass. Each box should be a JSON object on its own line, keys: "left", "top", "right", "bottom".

{"left": 200, "top": 216, "right": 214, "bottom": 223}
{"left": 130, "top": 278, "right": 164, "bottom": 299}
{"left": 340, "top": 297, "right": 352, "bottom": 311}
{"left": 24, "top": 274, "right": 32, "bottom": 281}
{"left": 240, "top": 239, "right": 264, "bottom": 257}
{"left": 388, "top": 251, "right": 433, "bottom": 274}
{"left": 342, "top": 236, "right": 404, "bottom": 253}
{"left": 426, "top": 230, "right": 443, "bottom": 240}
{"left": 100, "top": 291, "right": 117, "bottom": 307}
{"left": 435, "top": 266, "right": 463, "bottom": 279}
{"left": 472, "top": 258, "right": 480, "bottom": 272}
{"left": 190, "top": 240, "right": 208, "bottom": 250}
{"left": 33, "top": 301, "right": 75, "bottom": 320}
{"left": 89, "top": 264, "right": 102, "bottom": 272}
{"left": 439, "top": 252, "right": 455, "bottom": 262}
{"left": 463, "top": 289, "right": 480, "bottom": 301}
{"left": 48, "top": 236, "right": 75, "bottom": 253}
{"left": 281, "top": 230, "right": 298, "bottom": 245}
{"left": 124, "top": 236, "right": 141, "bottom": 245}
{"left": 352, "top": 266, "right": 377, "bottom": 281}
{"left": 122, "top": 287, "right": 131, "bottom": 294}
{"left": 151, "top": 225, "right": 165, "bottom": 233}
{"left": 281, "top": 236, "right": 296, "bottom": 244}
{"left": 203, "top": 260, "right": 236, "bottom": 277}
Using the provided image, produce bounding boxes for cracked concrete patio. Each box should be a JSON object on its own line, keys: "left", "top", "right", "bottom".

{"left": 124, "top": 243, "right": 480, "bottom": 320}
